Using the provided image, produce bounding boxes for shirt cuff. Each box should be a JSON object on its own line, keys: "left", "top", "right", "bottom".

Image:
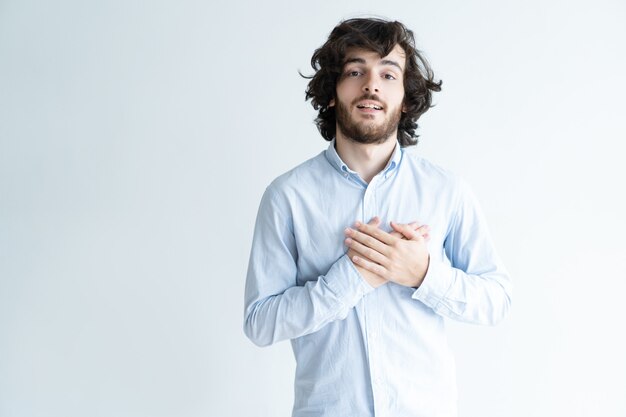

{"left": 323, "top": 254, "right": 375, "bottom": 307}
{"left": 411, "top": 259, "right": 455, "bottom": 309}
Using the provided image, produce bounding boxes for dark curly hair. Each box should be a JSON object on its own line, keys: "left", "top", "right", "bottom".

{"left": 303, "top": 18, "right": 442, "bottom": 147}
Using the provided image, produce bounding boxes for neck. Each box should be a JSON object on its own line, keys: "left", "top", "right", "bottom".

{"left": 335, "top": 133, "right": 397, "bottom": 184}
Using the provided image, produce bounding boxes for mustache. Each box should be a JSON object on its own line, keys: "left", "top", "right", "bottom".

{"left": 351, "top": 94, "right": 384, "bottom": 106}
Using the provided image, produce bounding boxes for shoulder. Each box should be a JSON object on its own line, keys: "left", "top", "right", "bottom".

{"left": 400, "top": 148, "right": 463, "bottom": 189}
{"left": 263, "top": 150, "right": 329, "bottom": 205}
{"left": 399, "top": 150, "right": 476, "bottom": 213}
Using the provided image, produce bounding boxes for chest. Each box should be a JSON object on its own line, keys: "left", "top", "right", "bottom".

{"left": 291, "top": 179, "right": 454, "bottom": 283}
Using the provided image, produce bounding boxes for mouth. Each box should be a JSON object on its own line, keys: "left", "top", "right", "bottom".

{"left": 356, "top": 102, "right": 384, "bottom": 111}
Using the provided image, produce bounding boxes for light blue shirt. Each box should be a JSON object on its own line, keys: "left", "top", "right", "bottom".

{"left": 244, "top": 140, "right": 512, "bottom": 417}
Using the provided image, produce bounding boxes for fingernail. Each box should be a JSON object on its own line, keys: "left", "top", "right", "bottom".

{"left": 355, "top": 221, "right": 362, "bottom": 228}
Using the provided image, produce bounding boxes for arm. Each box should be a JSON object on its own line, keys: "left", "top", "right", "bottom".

{"left": 414, "top": 178, "right": 512, "bottom": 325}
{"left": 345, "top": 179, "right": 512, "bottom": 325}
{"left": 243, "top": 188, "right": 374, "bottom": 347}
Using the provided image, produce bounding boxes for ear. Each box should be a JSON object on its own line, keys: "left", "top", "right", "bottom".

{"left": 329, "top": 98, "right": 335, "bottom": 107}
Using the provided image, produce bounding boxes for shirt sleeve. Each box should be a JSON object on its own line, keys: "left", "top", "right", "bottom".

{"left": 412, "top": 177, "right": 512, "bottom": 325}
{"left": 243, "top": 186, "right": 374, "bottom": 347}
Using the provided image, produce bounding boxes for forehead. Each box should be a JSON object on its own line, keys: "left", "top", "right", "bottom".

{"left": 342, "top": 44, "right": 407, "bottom": 70}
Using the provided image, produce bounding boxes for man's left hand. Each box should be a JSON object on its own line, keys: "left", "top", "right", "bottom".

{"left": 344, "top": 221, "right": 430, "bottom": 288}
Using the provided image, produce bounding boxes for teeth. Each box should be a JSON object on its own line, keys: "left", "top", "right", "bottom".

{"left": 357, "top": 104, "right": 382, "bottom": 110}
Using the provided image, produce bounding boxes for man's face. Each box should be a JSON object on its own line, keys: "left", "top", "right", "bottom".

{"left": 330, "top": 44, "right": 406, "bottom": 145}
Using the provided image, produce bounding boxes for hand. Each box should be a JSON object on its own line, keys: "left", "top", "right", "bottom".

{"left": 347, "top": 217, "right": 386, "bottom": 288}
{"left": 345, "top": 217, "right": 429, "bottom": 288}
{"left": 345, "top": 220, "right": 431, "bottom": 288}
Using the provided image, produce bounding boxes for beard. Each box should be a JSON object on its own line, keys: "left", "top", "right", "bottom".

{"left": 335, "top": 96, "right": 402, "bottom": 145}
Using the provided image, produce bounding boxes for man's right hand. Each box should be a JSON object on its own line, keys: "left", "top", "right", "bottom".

{"left": 346, "top": 216, "right": 430, "bottom": 288}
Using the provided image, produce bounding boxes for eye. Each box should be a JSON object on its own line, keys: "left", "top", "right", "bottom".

{"left": 346, "top": 70, "right": 361, "bottom": 77}
{"left": 384, "top": 74, "right": 396, "bottom": 80}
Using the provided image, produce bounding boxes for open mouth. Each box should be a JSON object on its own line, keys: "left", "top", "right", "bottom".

{"left": 356, "top": 103, "right": 383, "bottom": 110}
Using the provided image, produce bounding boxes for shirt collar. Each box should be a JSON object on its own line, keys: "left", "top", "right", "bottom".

{"left": 324, "top": 138, "right": 403, "bottom": 179}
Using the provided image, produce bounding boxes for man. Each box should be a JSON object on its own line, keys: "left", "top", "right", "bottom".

{"left": 244, "top": 17, "right": 511, "bottom": 417}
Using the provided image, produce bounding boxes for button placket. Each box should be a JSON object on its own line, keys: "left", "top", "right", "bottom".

{"left": 363, "top": 177, "right": 379, "bottom": 223}
{"left": 361, "top": 174, "right": 387, "bottom": 413}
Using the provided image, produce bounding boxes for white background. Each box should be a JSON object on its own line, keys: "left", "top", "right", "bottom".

{"left": 1, "top": 0, "right": 625, "bottom": 416}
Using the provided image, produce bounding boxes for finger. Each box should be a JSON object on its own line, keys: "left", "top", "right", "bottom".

{"left": 408, "top": 221, "right": 421, "bottom": 231}
{"left": 367, "top": 216, "right": 381, "bottom": 227}
{"left": 390, "top": 222, "right": 420, "bottom": 239}
{"left": 351, "top": 254, "right": 388, "bottom": 279}
{"left": 345, "top": 227, "right": 391, "bottom": 256}
{"left": 392, "top": 221, "right": 430, "bottom": 241}
{"left": 345, "top": 237, "right": 389, "bottom": 267}
{"left": 416, "top": 224, "right": 430, "bottom": 237}
{"left": 389, "top": 230, "right": 403, "bottom": 239}
{"left": 354, "top": 221, "right": 397, "bottom": 246}
{"left": 390, "top": 221, "right": 418, "bottom": 240}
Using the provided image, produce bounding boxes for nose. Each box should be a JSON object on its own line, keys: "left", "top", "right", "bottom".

{"left": 362, "top": 72, "right": 379, "bottom": 93}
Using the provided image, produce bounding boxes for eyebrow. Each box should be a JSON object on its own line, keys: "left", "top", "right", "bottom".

{"left": 344, "top": 57, "right": 404, "bottom": 72}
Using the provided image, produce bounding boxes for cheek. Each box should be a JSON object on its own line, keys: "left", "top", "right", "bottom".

{"left": 334, "top": 85, "right": 349, "bottom": 102}
{"left": 391, "top": 88, "right": 405, "bottom": 109}
{"left": 336, "top": 79, "right": 361, "bottom": 98}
